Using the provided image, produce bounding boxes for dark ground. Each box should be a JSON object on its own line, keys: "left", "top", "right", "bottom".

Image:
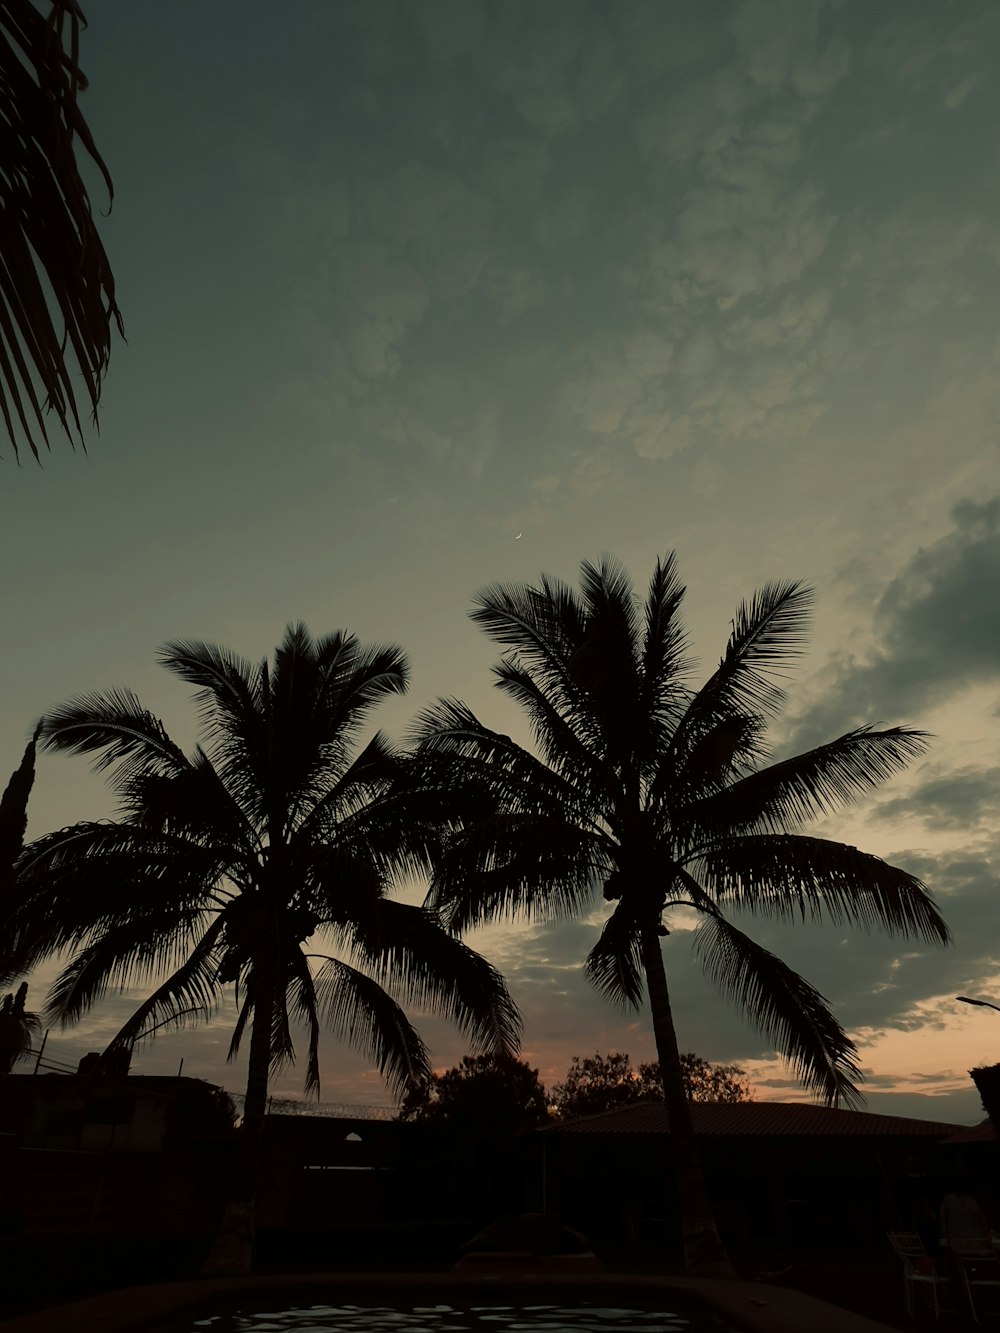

{"left": 249, "top": 1240, "right": 988, "bottom": 1330}
{"left": 598, "top": 1242, "right": 991, "bottom": 1330}
{"left": 1, "top": 1236, "right": 993, "bottom": 1330}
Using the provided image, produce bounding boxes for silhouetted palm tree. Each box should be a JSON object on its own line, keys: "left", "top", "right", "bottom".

{"left": 1, "top": 1, "right": 121, "bottom": 459}
{"left": 10, "top": 625, "right": 520, "bottom": 1273}
{"left": 412, "top": 555, "right": 949, "bottom": 1276}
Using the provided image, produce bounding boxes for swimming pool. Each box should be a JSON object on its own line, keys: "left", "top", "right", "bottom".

{"left": 169, "top": 1298, "right": 740, "bottom": 1332}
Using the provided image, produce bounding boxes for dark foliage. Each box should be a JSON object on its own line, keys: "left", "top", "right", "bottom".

{"left": 399, "top": 1052, "right": 550, "bottom": 1138}
{"left": 551, "top": 1050, "right": 751, "bottom": 1120}
{"left": 0, "top": 1, "right": 122, "bottom": 460}
{"left": 0, "top": 981, "right": 40, "bottom": 1072}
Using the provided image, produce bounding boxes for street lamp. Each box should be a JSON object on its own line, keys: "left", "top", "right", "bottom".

{"left": 957, "top": 996, "right": 1000, "bottom": 1013}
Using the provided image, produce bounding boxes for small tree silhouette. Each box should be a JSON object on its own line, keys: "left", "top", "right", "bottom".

{"left": 0, "top": 982, "right": 40, "bottom": 1073}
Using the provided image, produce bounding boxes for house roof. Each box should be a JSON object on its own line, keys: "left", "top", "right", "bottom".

{"left": 941, "top": 1118, "right": 998, "bottom": 1144}
{"left": 543, "top": 1099, "right": 965, "bottom": 1138}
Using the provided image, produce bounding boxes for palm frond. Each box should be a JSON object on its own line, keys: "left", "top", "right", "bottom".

{"left": 225, "top": 973, "right": 296, "bottom": 1075}
{"left": 40, "top": 691, "right": 192, "bottom": 787}
{"left": 46, "top": 909, "right": 221, "bottom": 1029}
{"left": 7, "top": 820, "right": 226, "bottom": 978}
{"left": 491, "top": 661, "right": 611, "bottom": 801}
{"left": 410, "top": 700, "right": 602, "bottom": 828}
{"left": 99, "top": 916, "right": 227, "bottom": 1049}
{"left": 227, "top": 991, "right": 253, "bottom": 1063}
{"left": 427, "top": 812, "right": 609, "bottom": 931}
{"left": 584, "top": 901, "right": 644, "bottom": 1010}
{"left": 0, "top": 0, "right": 122, "bottom": 461}
{"left": 345, "top": 899, "right": 522, "bottom": 1058}
{"left": 160, "top": 640, "right": 267, "bottom": 825}
{"left": 641, "top": 553, "right": 690, "bottom": 726}
{"left": 693, "top": 910, "right": 864, "bottom": 1108}
{"left": 472, "top": 572, "right": 584, "bottom": 659}
{"left": 288, "top": 951, "right": 322, "bottom": 1095}
{"left": 408, "top": 697, "right": 524, "bottom": 760}
{"left": 719, "top": 581, "right": 814, "bottom": 709}
{"left": 688, "top": 727, "right": 932, "bottom": 836}
{"left": 693, "top": 834, "right": 950, "bottom": 944}
{"left": 669, "top": 583, "right": 813, "bottom": 770}
{"left": 311, "top": 633, "right": 409, "bottom": 738}
{"left": 578, "top": 554, "right": 640, "bottom": 671}
{"left": 311, "top": 955, "right": 431, "bottom": 1098}
{"left": 119, "top": 748, "right": 258, "bottom": 861}
{"left": 471, "top": 575, "right": 605, "bottom": 754}
{"left": 273, "top": 628, "right": 407, "bottom": 804}
{"left": 268, "top": 975, "right": 296, "bottom": 1072}
{"left": 290, "top": 731, "right": 400, "bottom": 844}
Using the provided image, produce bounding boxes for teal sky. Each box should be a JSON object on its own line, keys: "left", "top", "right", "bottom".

{"left": 6, "top": 0, "right": 1000, "bottom": 1122}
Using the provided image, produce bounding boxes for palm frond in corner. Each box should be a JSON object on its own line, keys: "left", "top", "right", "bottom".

{"left": 0, "top": 0, "right": 123, "bottom": 460}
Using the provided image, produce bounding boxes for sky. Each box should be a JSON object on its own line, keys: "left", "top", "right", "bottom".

{"left": 4, "top": 0, "right": 1000, "bottom": 1125}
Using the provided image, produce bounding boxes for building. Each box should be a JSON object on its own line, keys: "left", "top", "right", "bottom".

{"left": 538, "top": 1100, "right": 970, "bottom": 1248}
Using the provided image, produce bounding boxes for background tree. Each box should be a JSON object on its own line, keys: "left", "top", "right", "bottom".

{"left": 400, "top": 1053, "right": 550, "bottom": 1137}
{"left": 678, "top": 1052, "right": 751, "bottom": 1104}
{"left": 0, "top": 2, "right": 122, "bottom": 460}
{"left": 0, "top": 727, "right": 43, "bottom": 1070}
{"left": 7, "top": 624, "right": 520, "bottom": 1275}
{"left": 552, "top": 1050, "right": 751, "bottom": 1120}
{"left": 551, "top": 1051, "right": 652, "bottom": 1119}
{"left": 411, "top": 553, "right": 948, "bottom": 1276}
{"left": 399, "top": 1053, "right": 549, "bottom": 1220}
{"left": 0, "top": 982, "right": 40, "bottom": 1073}
{"left": 0, "top": 725, "right": 41, "bottom": 888}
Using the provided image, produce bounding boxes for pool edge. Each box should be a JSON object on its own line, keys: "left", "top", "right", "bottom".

{"left": 0, "top": 1270, "right": 903, "bottom": 1333}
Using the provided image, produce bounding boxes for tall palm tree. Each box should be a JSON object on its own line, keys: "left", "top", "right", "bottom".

{"left": 411, "top": 555, "right": 949, "bottom": 1277}
{"left": 7, "top": 624, "right": 520, "bottom": 1274}
{"left": 1, "top": 1, "right": 122, "bottom": 460}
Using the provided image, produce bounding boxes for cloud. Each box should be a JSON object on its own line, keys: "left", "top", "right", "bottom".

{"left": 716, "top": 839, "right": 1000, "bottom": 1042}
{"left": 792, "top": 498, "right": 1000, "bottom": 744}
{"left": 533, "top": 187, "right": 594, "bottom": 251}
{"left": 728, "top": 0, "right": 843, "bottom": 96}
{"left": 943, "top": 75, "right": 978, "bottom": 111}
{"left": 873, "top": 765, "right": 1000, "bottom": 833}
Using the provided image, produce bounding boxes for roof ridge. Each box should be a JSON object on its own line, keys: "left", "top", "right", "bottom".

{"left": 544, "top": 1099, "right": 968, "bottom": 1135}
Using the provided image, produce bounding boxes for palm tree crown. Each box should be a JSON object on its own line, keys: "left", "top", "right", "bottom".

{"left": 414, "top": 555, "right": 948, "bottom": 1108}
{"left": 11, "top": 624, "right": 520, "bottom": 1096}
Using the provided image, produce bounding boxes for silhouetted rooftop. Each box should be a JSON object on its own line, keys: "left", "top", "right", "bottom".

{"left": 940, "top": 1117, "right": 997, "bottom": 1143}
{"left": 544, "top": 1099, "right": 965, "bottom": 1138}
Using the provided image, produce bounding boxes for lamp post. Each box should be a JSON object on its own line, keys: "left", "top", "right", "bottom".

{"left": 957, "top": 996, "right": 1000, "bottom": 1013}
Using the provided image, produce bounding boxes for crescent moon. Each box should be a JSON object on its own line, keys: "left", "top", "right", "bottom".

{"left": 515, "top": 532, "right": 523, "bottom": 540}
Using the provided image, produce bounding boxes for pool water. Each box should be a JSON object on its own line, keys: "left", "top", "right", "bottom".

{"left": 176, "top": 1300, "right": 739, "bottom": 1333}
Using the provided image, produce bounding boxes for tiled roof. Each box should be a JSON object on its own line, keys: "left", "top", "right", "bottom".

{"left": 941, "top": 1118, "right": 997, "bottom": 1144}
{"left": 544, "top": 1099, "right": 964, "bottom": 1138}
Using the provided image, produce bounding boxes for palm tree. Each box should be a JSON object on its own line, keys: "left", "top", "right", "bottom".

{"left": 1, "top": 1, "right": 122, "bottom": 460}
{"left": 8, "top": 624, "right": 520, "bottom": 1274}
{"left": 410, "top": 554, "right": 949, "bottom": 1277}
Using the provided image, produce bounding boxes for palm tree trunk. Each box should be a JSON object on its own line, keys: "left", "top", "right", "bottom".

{"left": 639, "top": 924, "right": 735, "bottom": 1278}
{"left": 200, "top": 980, "right": 274, "bottom": 1276}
